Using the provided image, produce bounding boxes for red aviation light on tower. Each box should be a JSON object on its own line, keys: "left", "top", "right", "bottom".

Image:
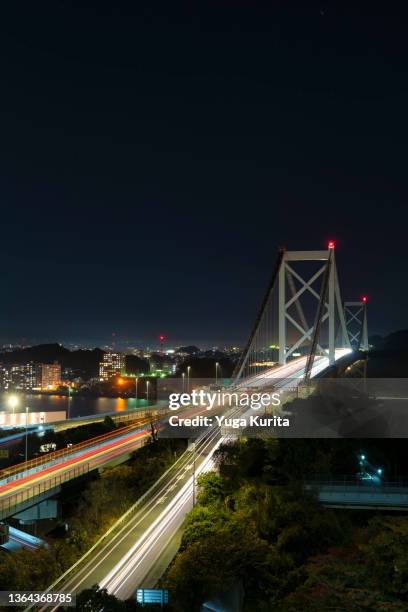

{"left": 362, "top": 296, "right": 367, "bottom": 303}
{"left": 328, "top": 240, "right": 335, "bottom": 249}
{"left": 159, "top": 335, "right": 166, "bottom": 355}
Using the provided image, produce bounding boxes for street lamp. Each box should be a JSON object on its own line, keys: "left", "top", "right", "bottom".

{"left": 25, "top": 406, "right": 29, "bottom": 464}
{"left": 135, "top": 376, "right": 138, "bottom": 400}
{"left": 67, "top": 385, "right": 72, "bottom": 420}
{"left": 182, "top": 372, "right": 185, "bottom": 392}
{"left": 215, "top": 362, "right": 219, "bottom": 385}
{"left": 192, "top": 442, "right": 196, "bottom": 506}
{"left": 146, "top": 380, "right": 150, "bottom": 403}
{"left": 188, "top": 441, "right": 196, "bottom": 506}
{"left": 7, "top": 394, "right": 19, "bottom": 418}
{"left": 187, "top": 366, "right": 191, "bottom": 392}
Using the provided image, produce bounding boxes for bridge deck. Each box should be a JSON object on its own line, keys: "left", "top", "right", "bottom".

{"left": 304, "top": 481, "right": 408, "bottom": 510}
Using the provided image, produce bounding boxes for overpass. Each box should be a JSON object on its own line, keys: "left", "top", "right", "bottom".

{"left": 0, "top": 417, "right": 159, "bottom": 519}
{"left": 304, "top": 480, "right": 408, "bottom": 510}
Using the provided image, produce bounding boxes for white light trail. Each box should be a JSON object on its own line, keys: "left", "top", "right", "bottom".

{"left": 99, "top": 436, "right": 224, "bottom": 595}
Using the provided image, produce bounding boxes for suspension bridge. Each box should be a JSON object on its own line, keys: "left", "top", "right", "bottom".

{"left": 231, "top": 241, "right": 368, "bottom": 388}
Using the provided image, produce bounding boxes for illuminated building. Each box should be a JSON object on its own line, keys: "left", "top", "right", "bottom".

{"left": 9, "top": 363, "right": 36, "bottom": 390}
{"left": 99, "top": 352, "right": 125, "bottom": 381}
{"left": 149, "top": 352, "right": 174, "bottom": 374}
{"left": 36, "top": 362, "right": 62, "bottom": 390}
{"left": 0, "top": 364, "right": 10, "bottom": 389}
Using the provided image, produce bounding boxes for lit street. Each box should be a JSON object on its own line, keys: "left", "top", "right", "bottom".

{"left": 31, "top": 424, "right": 226, "bottom": 610}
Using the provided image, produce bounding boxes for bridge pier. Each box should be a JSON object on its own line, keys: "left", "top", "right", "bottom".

{"left": 14, "top": 498, "right": 59, "bottom": 523}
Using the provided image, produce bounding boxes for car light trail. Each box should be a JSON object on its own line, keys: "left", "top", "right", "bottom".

{"left": 99, "top": 436, "right": 223, "bottom": 595}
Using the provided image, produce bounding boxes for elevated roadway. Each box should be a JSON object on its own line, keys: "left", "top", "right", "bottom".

{"left": 236, "top": 348, "right": 352, "bottom": 390}
{"left": 0, "top": 418, "right": 156, "bottom": 519}
{"left": 304, "top": 480, "right": 408, "bottom": 510}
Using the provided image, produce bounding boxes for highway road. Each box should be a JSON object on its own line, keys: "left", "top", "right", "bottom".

{"left": 25, "top": 421, "right": 227, "bottom": 611}
{"left": 237, "top": 349, "right": 352, "bottom": 389}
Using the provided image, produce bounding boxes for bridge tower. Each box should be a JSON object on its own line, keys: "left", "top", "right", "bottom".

{"left": 344, "top": 297, "right": 369, "bottom": 351}
{"left": 232, "top": 242, "right": 352, "bottom": 383}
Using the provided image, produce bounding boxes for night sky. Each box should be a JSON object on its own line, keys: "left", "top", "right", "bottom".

{"left": 0, "top": 2, "right": 407, "bottom": 348}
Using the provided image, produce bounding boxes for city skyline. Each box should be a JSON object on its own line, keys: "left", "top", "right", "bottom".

{"left": 0, "top": 336, "right": 241, "bottom": 352}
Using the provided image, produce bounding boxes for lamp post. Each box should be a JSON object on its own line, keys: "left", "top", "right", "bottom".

{"left": 358, "top": 453, "right": 367, "bottom": 479}
{"left": 215, "top": 362, "right": 219, "bottom": 385}
{"left": 193, "top": 445, "right": 196, "bottom": 506}
{"left": 146, "top": 380, "right": 150, "bottom": 404}
{"left": 25, "top": 406, "right": 29, "bottom": 464}
{"left": 189, "top": 441, "right": 196, "bottom": 507}
{"left": 7, "top": 394, "right": 19, "bottom": 420}
{"left": 135, "top": 376, "right": 138, "bottom": 400}
{"left": 187, "top": 366, "right": 191, "bottom": 392}
{"left": 67, "top": 385, "right": 72, "bottom": 420}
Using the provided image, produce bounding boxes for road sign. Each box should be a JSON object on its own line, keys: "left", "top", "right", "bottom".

{"left": 136, "top": 589, "right": 169, "bottom": 606}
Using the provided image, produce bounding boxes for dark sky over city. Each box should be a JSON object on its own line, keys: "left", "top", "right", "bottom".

{"left": 0, "top": 1, "right": 407, "bottom": 348}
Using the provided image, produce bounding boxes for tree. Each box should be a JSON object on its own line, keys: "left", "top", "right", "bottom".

{"left": 166, "top": 526, "right": 269, "bottom": 611}
{"left": 180, "top": 505, "right": 224, "bottom": 549}
{"left": 360, "top": 516, "right": 408, "bottom": 597}
{"left": 278, "top": 548, "right": 408, "bottom": 611}
{"left": 76, "top": 585, "right": 142, "bottom": 611}
{"left": 103, "top": 415, "right": 117, "bottom": 430}
{"left": 196, "top": 472, "right": 225, "bottom": 505}
{"left": 0, "top": 547, "right": 59, "bottom": 591}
